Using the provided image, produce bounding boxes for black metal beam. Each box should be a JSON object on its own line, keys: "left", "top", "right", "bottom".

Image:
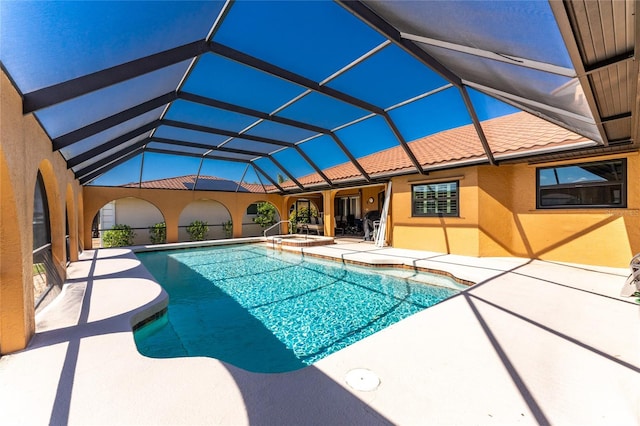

{"left": 179, "top": 91, "right": 329, "bottom": 134}
{"left": 23, "top": 40, "right": 207, "bottom": 113}
{"left": 584, "top": 50, "right": 635, "bottom": 75}
{"left": 178, "top": 92, "right": 341, "bottom": 186}
{"left": 206, "top": 42, "right": 427, "bottom": 181}
{"left": 209, "top": 41, "right": 385, "bottom": 115}
{"left": 53, "top": 92, "right": 177, "bottom": 151}
{"left": 78, "top": 148, "right": 144, "bottom": 185}
{"left": 293, "top": 146, "right": 332, "bottom": 186}
{"left": 250, "top": 162, "right": 286, "bottom": 193}
{"left": 66, "top": 120, "right": 160, "bottom": 168}
{"left": 459, "top": 86, "right": 496, "bottom": 165}
{"left": 599, "top": 112, "right": 632, "bottom": 124}
{"left": 162, "top": 119, "right": 295, "bottom": 147}
{"left": 74, "top": 139, "right": 148, "bottom": 179}
{"left": 267, "top": 156, "right": 304, "bottom": 190}
{"left": 335, "top": 0, "right": 462, "bottom": 87}
{"left": 151, "top": 136, "right": 264, "bottom": 158}
{"left": 381, "top": 112, "right": 425, "bottom": 174}
{"left": 153, "top": 136, "right": 331, "bottom": 188}
{"left": 329, "top": 133, "right": 371, "bottom": 181}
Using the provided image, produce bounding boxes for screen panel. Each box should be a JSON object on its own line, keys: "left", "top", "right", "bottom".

{"left": 34, "top": 62, "right": 189, "bottom": 138}
{"left": 327, "top": 44, "right": 449, "bottom": 109}
{"left": 87, "top": 154, "right": 143, "bottom": 187}
{"left": 213, "top": 0, "right": 385, "bottom": 82}
{"left": 388, "top": 87, "right": 472, "bottom": 142}
{"left": 0, "top": 1, "right": 224, "bottom": 91}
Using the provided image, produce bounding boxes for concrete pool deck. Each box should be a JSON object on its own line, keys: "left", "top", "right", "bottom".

{"left": 0, "top": 240, "right": 638, "bottom": 425}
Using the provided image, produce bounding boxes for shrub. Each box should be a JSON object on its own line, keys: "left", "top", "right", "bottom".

{"left": 148, "top": 222, "right": 166, "bottom": 244}
{"left": 289, "top": 206, "right": 318, "bottom": 232}
{"left": 222, "top": 220, "right": 233, "bottom": 239}
{"left": 102, "top": 224, "right": 135, "bottom": 247}
{"left": 187, "top": 220, "right": 208, "bottom": 241}
{"left": 253, "top": 202, "right": 277, "bottom": 228}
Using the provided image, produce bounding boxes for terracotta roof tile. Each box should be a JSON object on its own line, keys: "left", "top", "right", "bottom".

{"left": 292, "top": 112, "right": 592, "bottom": 184}
{"left": 123, "top": 175, "right": 273, "bottom": 193}
{"left": 128, "top": 112, "right": 594, "bottom": 192}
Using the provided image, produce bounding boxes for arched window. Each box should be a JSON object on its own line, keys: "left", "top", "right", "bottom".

{"left": 33, "top": 171, "right": 62, "bottom": 310}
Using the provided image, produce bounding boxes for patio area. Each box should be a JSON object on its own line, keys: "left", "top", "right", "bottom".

{"left": 0, "top": 239, "right": 637, "bottom": 425}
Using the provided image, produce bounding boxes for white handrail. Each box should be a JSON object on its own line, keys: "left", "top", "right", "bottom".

{"left": 263, "top": 220, "right": 290, "bottom": 238}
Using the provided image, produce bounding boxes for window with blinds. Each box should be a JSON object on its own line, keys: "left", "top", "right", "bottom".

{"left": 412, "top": 181, "right": 459, "bottom": 217}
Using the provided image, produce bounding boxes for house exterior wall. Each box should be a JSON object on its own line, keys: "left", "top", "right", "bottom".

{"left": 0, "top": 70, "right": 83, "bottom": 354}
{"left": 391, "top": 153, "right": 639, "bottom": 267}
{"left": 391, "top": 168, "right": 481, "bottom": 257}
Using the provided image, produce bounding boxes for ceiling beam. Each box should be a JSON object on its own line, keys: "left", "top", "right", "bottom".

{"left": 78, "top": 147, "right": 144, "bottom": 185}
{"left": 292, "top": 146, "right": 332, "bottom": 186}
{"left": 53, "top": 92, "right": 177, "bottom": 150}
{"left": 329, "top": 133, "right": 371, "bottom": 182}
{"left": 548, "top": 1, "right": 609, "bottom": 147}
{"left": 380, "top": 112, "right": 425, "bottom": 174}
{"left": 250, "top": 162, "right": 286, "bottom": 193}
{"left": 266, "top": 156, "right": 304, "bottom": 190}
{"left": 209, "top": 42, "right": 385, "bottom": 115}
{"left": 74, "top": 140, "right": 148, "bottom": 179}
{"left": 162, "top": 119, "right": 295, "bottom": 147}
{"left": 151, "top": 136, "right": 262, "bottom": 158}
{"left": 459, "top": 86, "right": 496, "bottom": 165}
{"left": 207, "top": 41, "right": 431, "bottom": 184}
{"left": 23, "top": 40, "right": 207, "bottom": 113}
{"left": 178, "top": 91, "right": 328, "bottom": 134}
{"left": 66, "top": 120, "right": 159, "bottom": 168}
{"left": 335, "top": 0, "right": 462, "bottom": 87}
{"left": 582, "top": 50, "right": 635, "bottom": 75}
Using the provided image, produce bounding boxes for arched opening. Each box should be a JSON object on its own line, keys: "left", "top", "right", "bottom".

{"left": 91, "top": 197, "right": 165, "bottom": 248}
{"left": 179, "top": 200, "right": 232, "bottom": 241}
{"left": 242, "top": 201, "right": 281, "bottom": 237}
{"left": 33, "top": 171, "right": 63, "bottom": 312}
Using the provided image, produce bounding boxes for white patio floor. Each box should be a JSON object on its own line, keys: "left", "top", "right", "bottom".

{"left": 0, "top": 239, "right": 637, "bottom": 425}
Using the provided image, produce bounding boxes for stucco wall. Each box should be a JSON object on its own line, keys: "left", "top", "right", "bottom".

{"left": 83, "top": 186, "right": 286, "bottom": 247}
{"left": 1, "top": 70, "right": 83, "bottom": 354}
{"left": 392, "top": 154, "right": 639, "bottom": 267}
{"left": 391, "top": 169, "right": 480, "bottom": 256}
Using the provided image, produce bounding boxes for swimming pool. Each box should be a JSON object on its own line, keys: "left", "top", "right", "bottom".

{"left": 134, "top": 244, "right": 461, "bottom": 373}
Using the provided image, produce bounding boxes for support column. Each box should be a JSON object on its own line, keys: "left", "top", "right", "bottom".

{"left": 322, "top": 190, "right": 337, "bottom": 237}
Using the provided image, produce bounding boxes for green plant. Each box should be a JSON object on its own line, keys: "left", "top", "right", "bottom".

{"left": 253, "top": 202, "right": 277, "bottom": 228}
{"left": 187, "top": 220, "right": 208, "bottom": 241}
{"left": 288, "top": 206, "right": 317, "bottom": 233}
{"left": 222, "top": 220, "right": 233, "bottom": 239}
{"left": 102, "top": 224, "right": 135, "bottom": 247}
{"left": 148, "top": 222, "right": 166, "bottom": 244}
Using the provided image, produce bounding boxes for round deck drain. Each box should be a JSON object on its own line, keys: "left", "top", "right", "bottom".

{"left": 345, "top": 368, "right": 380, "bottom": 391}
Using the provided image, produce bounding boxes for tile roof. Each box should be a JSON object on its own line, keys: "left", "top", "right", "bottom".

{"left": 122, "top": 175, "right": 268, "bottom": 193}
{"left": 128, "top": 112, "right": 594, "bottom": 192}
{"left": 280, "top": 111, "right": 593, "bottom": 188}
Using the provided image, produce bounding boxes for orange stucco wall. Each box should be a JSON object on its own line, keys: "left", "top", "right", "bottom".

{"left": 391, "top": 169, "right": 480, "bottom": 256}
{"left": 83, "top": 186, "right": 286, "bottom": 246}
{"left": 1, "top": 70, "right": 83, "bottom": 354}
{"left": 391, "top": 153, "right": 639, "bottom": 267}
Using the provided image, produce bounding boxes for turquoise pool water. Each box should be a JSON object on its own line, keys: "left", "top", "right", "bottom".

{"left": 134, "top": 244, "right": 460, "bottom": 373}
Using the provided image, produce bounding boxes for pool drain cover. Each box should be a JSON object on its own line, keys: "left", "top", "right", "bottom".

{"left": 345, "top": 368, "right": 380, "bottom": 391}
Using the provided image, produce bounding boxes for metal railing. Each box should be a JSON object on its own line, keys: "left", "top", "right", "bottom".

{"left": 263, "top": 220, "right": 290, "bottom": 238}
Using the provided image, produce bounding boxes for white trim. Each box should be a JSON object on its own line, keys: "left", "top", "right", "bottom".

{"left": 400, "top": 32, "right": 576, "bottom": 78}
